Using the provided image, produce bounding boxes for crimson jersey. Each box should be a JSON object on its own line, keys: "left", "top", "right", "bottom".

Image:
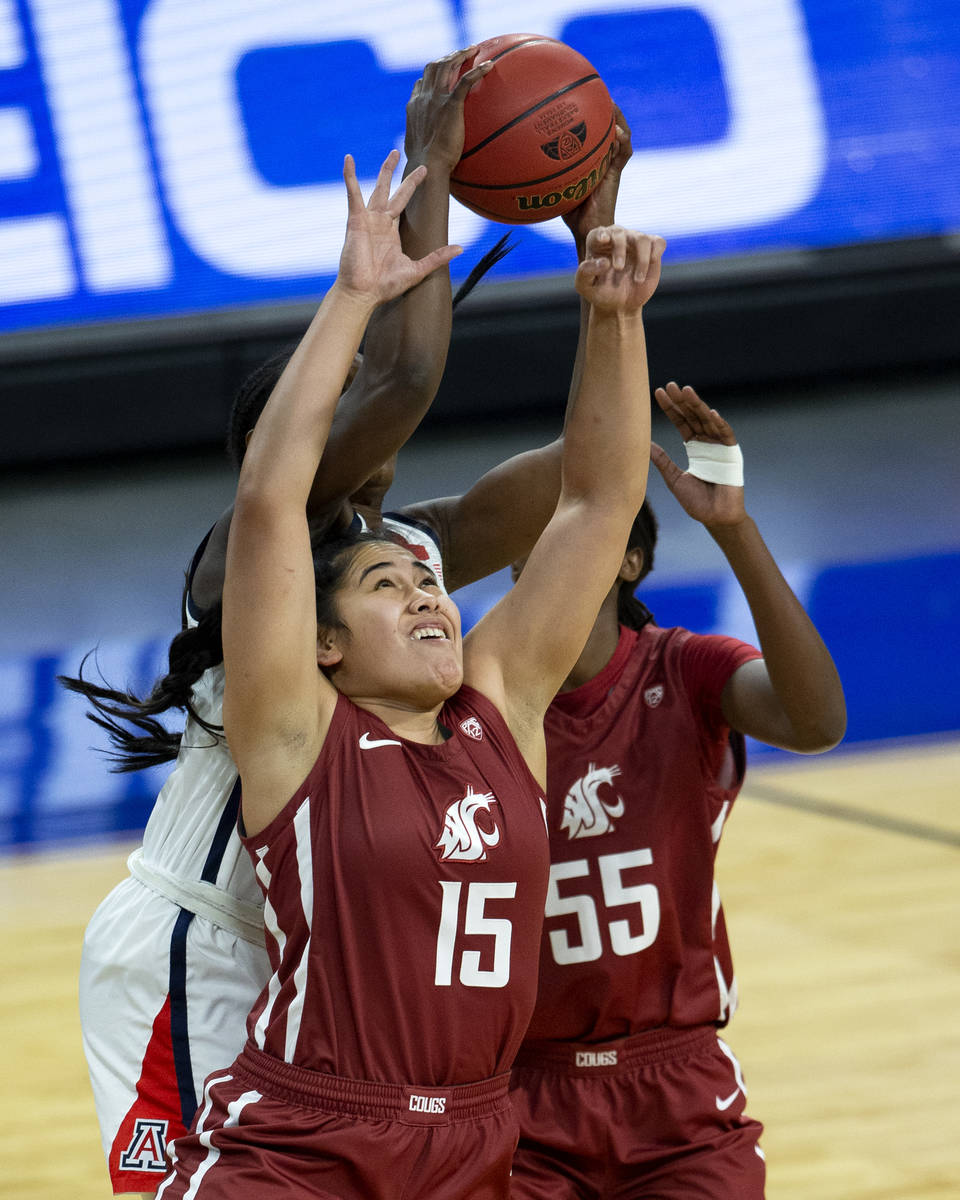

{"left": 523, "top": 624, "right": 761, "bottom": 1044}
{"left": 241, "top": 685, "right": 549, "bottom": 1086}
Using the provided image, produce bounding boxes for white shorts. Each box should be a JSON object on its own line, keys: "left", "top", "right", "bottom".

{"left": 79, "top": 874, "right": 269, "bottom": 1194}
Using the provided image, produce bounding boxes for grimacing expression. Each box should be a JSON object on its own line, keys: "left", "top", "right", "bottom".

{"left": 319, "top": 543, "right": 463, "bottom": 702}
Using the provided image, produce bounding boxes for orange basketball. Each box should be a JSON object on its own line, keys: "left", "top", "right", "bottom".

{"left": 450, "top": 33, "right": 616, "bottom": 225}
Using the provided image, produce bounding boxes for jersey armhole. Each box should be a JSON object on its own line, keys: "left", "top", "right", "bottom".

{"left": 183, "top": 526, "right": 216, "bottom": 629}
{"left": 383, "top": 508, "right": 442, "bottom": 550}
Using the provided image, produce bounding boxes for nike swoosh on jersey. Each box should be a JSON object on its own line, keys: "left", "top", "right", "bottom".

{"left": 358, "top": 732, "right": 402, "bottom": 750}
{"left": 715, "top": 1089, "right": 741, "bottom": 1111}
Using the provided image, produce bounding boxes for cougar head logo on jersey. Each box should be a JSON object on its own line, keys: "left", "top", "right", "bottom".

{"left": 435, "top": 787, "right": 501, "bottom": 861}
{"left": 560, "top": 763, "right": 625, "bottom": 840}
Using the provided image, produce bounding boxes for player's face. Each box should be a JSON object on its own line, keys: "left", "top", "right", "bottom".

{"left": 322, "top": 543, "right": 463, "bottom": 705}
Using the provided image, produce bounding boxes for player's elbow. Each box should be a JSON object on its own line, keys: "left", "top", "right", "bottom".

{"left": 786, "top": 702, "right": 848, "bottom": 754}
{"left": 388, "top": 350, "right": 446, "bottom": 404}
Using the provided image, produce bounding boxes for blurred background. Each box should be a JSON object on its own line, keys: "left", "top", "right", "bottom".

{"left": 2, "top": 4, "right": 959, "bottom": 1198}
{"left": 2, "top": 0, "right": 958, "bottom": 850}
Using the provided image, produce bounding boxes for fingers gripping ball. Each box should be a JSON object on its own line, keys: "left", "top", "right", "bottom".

{"left": 451, "top": 33, "right": 617, "bottom": 225}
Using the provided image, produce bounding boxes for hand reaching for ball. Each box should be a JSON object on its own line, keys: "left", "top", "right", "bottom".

{"left": 574, "top": 226, "right": 666, "bottom": 313}
{"left": 336, "top": 151, "right": 462, "bottom": 307}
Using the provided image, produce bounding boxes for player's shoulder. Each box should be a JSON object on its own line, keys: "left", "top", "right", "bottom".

{"left": 648, "top": 624, "right": 760, "bottom": 709}
{"left": 644, "top": 622, "right": 748, "bottom": 658}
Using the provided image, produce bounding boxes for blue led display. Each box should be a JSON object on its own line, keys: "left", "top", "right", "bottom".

{"left": 1, "top": 0, "right": 958, "bottom": 334}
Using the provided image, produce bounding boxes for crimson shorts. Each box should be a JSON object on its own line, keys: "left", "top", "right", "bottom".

{"left": 510, "top": 1026, "right": 765, "bottom": 1200}
{"left": 157, "top": 1042, "right": 518, "bottom": 1199}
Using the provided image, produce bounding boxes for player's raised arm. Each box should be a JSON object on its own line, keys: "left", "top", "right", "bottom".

{"left": 404, "top": 108, "right": 635, "bottom": 593}
{"left": 190, "top": 51, "right": 490, "bottom": 609}
{"left": 313, "top": 49, "right": 493, "bottom": 509}
{"left": 464, "top": 227, "right": 665, "bottom": 772}
{"left": 651, "top": 381, "right": 846, "bottom": 752}
{"left": 222, "top": 153, "right": 460, "bottom": 832}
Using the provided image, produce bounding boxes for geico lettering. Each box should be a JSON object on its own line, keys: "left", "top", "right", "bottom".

{"left": 139, "top": 0, "right": 486, "bottom": 277}
{"left": 2, "top": 0, "right": 169, "bottom": 304}
{"left": 409, "top": 1095, "right": 447, "bottom": 1113}
{"left": 506, "top": 0, "right": 826, "bottom": 242}
{"left": 575, "top": 1050, "right": 619, "bottom": 1067}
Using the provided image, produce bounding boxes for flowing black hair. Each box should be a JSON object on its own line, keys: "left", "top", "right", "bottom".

{"left": 59, "top": 241, "right": 514, "bottom": 772}
{"left": 617, "top": 500, "right": 659, "bottom": 632}
{"left": 58, "top": 601, "right": 225, "bottom": 772}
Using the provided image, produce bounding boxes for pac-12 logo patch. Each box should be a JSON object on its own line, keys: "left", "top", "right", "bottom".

{"left": 119, "top": 1118, "right": 168, "bottom": 1172}
{"left": 561, "top": 763, "right": 625, "bottom": 840}
{"left": 541, "top": 121, "right": 587, "bottom": 161}
{"left": 435, "top": 787, "right": 501, "bottom": 862}
{"left": 644, "top": 685, "right": 664, "bottom": 708}
{"left": 459, "top": 717, "right": 483, "bottom": 740}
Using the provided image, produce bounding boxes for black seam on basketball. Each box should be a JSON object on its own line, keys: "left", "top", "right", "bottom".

{"left": 458, "top": 74, "right": 602, "bottom": 161}
{"left": 453, "top": 113, "right": 615, "bottom": 191}
{"left": 484, "top": 37, "right": 553, "bottom": 65}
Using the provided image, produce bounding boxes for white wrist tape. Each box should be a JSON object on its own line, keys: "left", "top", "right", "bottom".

{"left": 683, "top": 439, "right": 744, "bottom": 487}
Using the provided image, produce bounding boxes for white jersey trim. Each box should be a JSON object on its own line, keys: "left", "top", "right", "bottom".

{"left": 127, "top": 848, "right": 265, "bottom": 947}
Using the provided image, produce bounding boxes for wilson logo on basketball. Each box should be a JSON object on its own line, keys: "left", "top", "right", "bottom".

{"left": 516, "top": 140, "right": 616, "bottom": 214}
{"left": 540, "top": 121, "right": 587, "bottom": 161}
{"left": 435, "top": 787, "right": 501, "bottom": 862}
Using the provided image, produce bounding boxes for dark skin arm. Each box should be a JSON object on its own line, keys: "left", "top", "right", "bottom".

{"left": 651, "top": 382, "right": 847, "bottom": 753}
{"left": 190, "top": 49, "right": 491, "bottom": 611}
{"left": 312, "top": 49, "right": 494, "bottom": 511}
{"left": 401, "top": 439, "right": 563, "bottom": 592}
{"left": 400, "top": 108, "right": 636, "bottom": 594}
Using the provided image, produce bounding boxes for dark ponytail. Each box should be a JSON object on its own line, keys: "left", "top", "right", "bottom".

{"left": 616, "top": 500, "right": 659, "bottom": 632}
{"left": 58, "top": 599, "right": 225, "bottom": 772}
{"left": 452, "top": 234, "right": 516, "bottom": 308}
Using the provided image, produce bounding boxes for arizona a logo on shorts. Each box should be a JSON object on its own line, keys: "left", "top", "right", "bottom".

{"left": 561, "top": 763, "right": 625, "bottom": 840}
{"left": 435, "top": 786, "right": 501, "bottom": 861}
{"left": 119, "top": 1118, "right": 168, "bottom": 1172}
{"left": 459, "top": 716, "right": 483, "bottom": 740}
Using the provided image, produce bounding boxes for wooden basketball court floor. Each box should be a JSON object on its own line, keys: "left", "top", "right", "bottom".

{"left": 2, "top": 735, "right": 957, "bottom": 1199}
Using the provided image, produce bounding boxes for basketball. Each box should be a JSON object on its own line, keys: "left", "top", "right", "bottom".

{"left": 450, "top": 33, "right": 617, "bottom": 225}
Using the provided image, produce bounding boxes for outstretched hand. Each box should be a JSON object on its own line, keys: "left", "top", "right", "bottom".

{"left": 574, "top": 226, "right": 665, "bottom": 313}
{"left": 337, "top": 151, "right": 462, "bottom": 306}
{"left": 650, "top": 382, "right": 746, "bottom": 527}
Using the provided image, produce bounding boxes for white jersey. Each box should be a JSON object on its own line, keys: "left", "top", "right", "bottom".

{"left": 130, "top": 662, "right": 262, "bottom": 933}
